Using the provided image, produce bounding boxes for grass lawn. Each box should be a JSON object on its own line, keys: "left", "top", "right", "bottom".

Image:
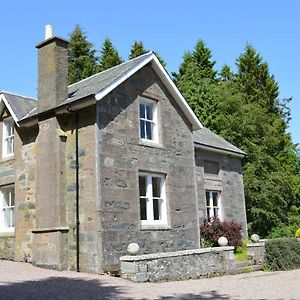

{"left": 234, "top": 239, "right": 250, "bottom": 262}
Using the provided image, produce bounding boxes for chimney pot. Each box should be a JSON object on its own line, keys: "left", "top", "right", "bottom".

{"left": 45, "top": 25, "right": 53, "bottom": 40}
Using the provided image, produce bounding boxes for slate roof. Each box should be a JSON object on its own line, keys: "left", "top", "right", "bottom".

{"left": 65, "top": 52, "right": 154, "bottom": 105}
{"left": 193, "top": 127, "right": 246, "bottom": 156}
{"left": 1, "top": 53, "right": 244, "bottom": 156}
{"left": 0, "top": 91, "right": 37, "bottom": 120}
{"left": 8, "top": 53, "right": 154, "bottom": 120}
{"left": 19, "top": 51, "right": 201, "bottom": 129}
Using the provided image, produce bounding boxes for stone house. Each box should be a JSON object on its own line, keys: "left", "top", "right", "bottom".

{"left": 0, "top": 29, "right": 247, "bottom": 273}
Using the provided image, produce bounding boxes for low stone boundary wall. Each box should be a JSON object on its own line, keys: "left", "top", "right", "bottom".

{"left": 120, "top": 246, "right": 235, "bottom": 282}
{"left": 247, "top": 242, "right": 265, "bottom": 264}
{"left": 0, "top": 234, "right": 15, "bottom": 260}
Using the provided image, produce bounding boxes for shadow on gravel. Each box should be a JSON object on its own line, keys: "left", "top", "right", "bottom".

{"left": 0, "top": 277, "right": 125, "bottom": 300}
{"left": 149, "top": 290, "right": 231, "bottom": 300}
{"left": 0, "top": 277, "right": 232, "bottom": 300}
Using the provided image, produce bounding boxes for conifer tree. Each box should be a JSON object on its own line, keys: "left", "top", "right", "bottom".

{"left": 218, "top": 45, "right": 300, "bottom": 236}
{"left": 98, "top": 38, "right": 123, "bottom": 71}
{"left": 129, "top": 41, "right": 148, "bottom": 59}
{"left": 153, "top": 51, "right": 167, "bottom": 68}
{"left": 129, "top": 41, "right": 166, "bottom": 67}
{"left": 68, "top": 25, "right": 99, "bottom": 84}
{"left": 173, "top": 40, "right": 220, "bottom": 131}
{"left": 175, "top": 41, "right": 299, "bottom": 237}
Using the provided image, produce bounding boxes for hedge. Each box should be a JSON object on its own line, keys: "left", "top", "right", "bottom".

{"left": 265, "top": 237, "right": 300, "bottom": 271}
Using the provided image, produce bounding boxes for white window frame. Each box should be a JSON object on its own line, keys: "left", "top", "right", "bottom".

{"left": 2, "top": 118, "right": 14, "bottom": 158}
{"left": 139, "top": 98, "right": 158, "bottom": 143}
{"left": 139, "top": 173, "right": 167, "bottom": 226}
{"left": 206, "top": 190, "right": 222, "bottom": 221}
{"left": 0, "top": 185, "right": 15, "bottom": 233}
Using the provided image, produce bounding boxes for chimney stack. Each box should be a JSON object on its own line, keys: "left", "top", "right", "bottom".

{"left": 36, "top": 25, "right": 69, "bottom": 113}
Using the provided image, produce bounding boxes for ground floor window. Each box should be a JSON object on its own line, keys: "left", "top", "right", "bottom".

{"left": 206, "top": 190, "right": 221, "bottom": 220}
{"left": 139, "top": 174, "right": 167, "bottom": 226}
{"left": 0, "top": 185, "right": 15, "bottom": 232}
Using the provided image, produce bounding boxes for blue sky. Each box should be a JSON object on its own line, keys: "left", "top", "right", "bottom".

{"left": 1, "top": 1, "right": 299, "bottom": 145}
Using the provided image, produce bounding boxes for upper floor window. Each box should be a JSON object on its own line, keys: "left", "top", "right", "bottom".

{"left": 206, "top": 190, "right": 221, "bottom": 220}
{"left": 0, "top": 185, "right": 15, "bottom": 232}
{"left": 203, "top": 160, "right": 219, "bottom": 176}
{"left": 139, "top": 174, "right": 167, "bottom": 226}
{"left": 3, "top": 118, "right": 14, "bottom": 157}
{"left": 139, "top": 98, "right": 158, "bottom": 143}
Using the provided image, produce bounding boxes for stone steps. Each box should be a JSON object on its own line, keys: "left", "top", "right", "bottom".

{"left": 229, "top": 260, "right": 263, "bottom": 275}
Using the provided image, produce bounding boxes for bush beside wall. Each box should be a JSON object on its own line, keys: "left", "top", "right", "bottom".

{"left": 265, "top": 238, "right": 300, "bottom": 271}
{"left": 200, "top": 218, "right": 242, "bottom": 249}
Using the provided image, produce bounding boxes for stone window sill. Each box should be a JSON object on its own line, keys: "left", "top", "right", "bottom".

{"left": 139, "top": 140, "right": 164, "bottom": 150}
{"left": 140, "top": 224, "right": 171, "bottom": 231}
{"left": 0, "top": 232, "right": 15, "bottom": 238}
{"left": 1, "top": 154, "right": 15, "bottom": 162}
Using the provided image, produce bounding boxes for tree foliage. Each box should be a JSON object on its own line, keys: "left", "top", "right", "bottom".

{"left": 68, "top": 25, "right": 99, "bottom": 84}
{"left": 129, "top": 41, "right": 166, "bottom": 67}
{"left": 129, "top": 41, "right": 148, "bottom": 59}
{"left": 98, "top": 38, "right": 123, "bottom": 71}
{"left": 226, "top": 45, "right": 299, "bottom": 236}
{"left": 175, "top": 41, "right": 300, "bottom": 237}
{"left": 173, "top": 40, "right": 221, "bottom": 132}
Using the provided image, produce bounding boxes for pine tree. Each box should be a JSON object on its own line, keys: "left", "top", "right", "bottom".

{"left": 68, "top": 25, "right": 99, "bottom": 84}
{"left": 218, "top": 45, "right": 300, "bottom": 236}
{"left": 129, "top": 41, "right": 148, "bottom": 59}
{"left": 173, "top": 40, "right": 220, "bottom": 131}
{"left": 98, "top": 38, "right": 123, "bottom": 71}
{"left": 152, "top": 51, "right": 167, "bottom": 68}
{"left": 129, "top": 41, "right": 166, "bottom": 67}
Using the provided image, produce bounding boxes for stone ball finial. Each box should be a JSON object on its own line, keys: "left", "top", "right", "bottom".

{"left": 127, "top": 243, "right": 140, "bottom": 255}
{"left": 250, "top": 234, "right": 260, "bottom": 243}
{"left": 218, "top": 236, "right": 228, "bottom": 247}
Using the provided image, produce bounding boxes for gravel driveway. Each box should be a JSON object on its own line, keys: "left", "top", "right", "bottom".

{"left": 0, "top": 260, "right": 299, "bottom": 299}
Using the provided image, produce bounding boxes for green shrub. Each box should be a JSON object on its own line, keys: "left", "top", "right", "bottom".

{"left": 235, "top": 239, "right": 250, "bottom": 262}
{"left": 200, "top": 218, "right": 243, "bottom": 249}
{"left": 267, "top": 223, "right": 299, "bottom": 239}
{"left": 295, "top": 228, "right": 300, "bottom": 238}
{"left": 265, "top": 237, "right": 300, "bottom": 271}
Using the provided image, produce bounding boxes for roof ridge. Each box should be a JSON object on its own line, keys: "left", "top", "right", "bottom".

{"left": 68, "top": 51, "right": 154, "bottom": 88}
{"left": 0, "top": 90, "right": 37, "bottom": 101}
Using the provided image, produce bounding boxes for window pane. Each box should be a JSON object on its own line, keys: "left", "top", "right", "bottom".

{"left": 153, "top": 199, "right": 160, "bottom": 220}
{"left": 10, "top": 189, "right": 15, "bottom": 206}
{"left": 207, "top": 208, "right": 211, "bottom": 219}
{"left": 152, "top": 177, "right": 161, "bottom": 197}
{"left": 140, "top": 198, "right": 147, "bottom": 220}
{"left": 11, "top": 208, "right": 15, "bottom": 227}
{"left": 214, "top": 208, "right": 218, "bottom": 218}
{"left": 145, "top": 121, "right": 152, "bottom": 140}
{"left": 3, "top": 208, "right": 10, "bottom": 228}
{"left": 206, "top": 192, "right": 210, "bottom": 206}
{"left": 7, "top": 138, "right": 12, "bottom": 154}
{"left": 146, "top": 104, "right": 153, "bottom": 120}
{"left": 3, "top": 191, "right": 9, "bottom": 207}
{"left": 140, "top": 120, "right": 145, "bottom": 139}
{"left": 140, "top": 104, "right": 145, "bottom": 118}
{"left": 212, "top": 192, "right": 218, "bottom": 207}
{"left": 139, "top": 176, "right": 146, "bottom": 196}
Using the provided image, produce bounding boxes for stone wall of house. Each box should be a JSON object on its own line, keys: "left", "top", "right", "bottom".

{"left": 195, "top": 149, "right": 248, "bottom": 237}
{"left": 63, "top": 105, "right": 101, "bottom": 273}
{"left": 97, "top": 65, "right": 200, "bottom": 273}
{"left": 120, "top": 246, "right": 235, "bottom": 282}
{"left": 14, "top": 126, "right": 38, "bottom": 262}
